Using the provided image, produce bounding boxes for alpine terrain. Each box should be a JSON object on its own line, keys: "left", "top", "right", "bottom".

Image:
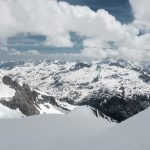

{"left": 0, "top": 59, "right": 150, "bottom": 150}
{"left": 0, "top": 59, "right": 150, "bottom": 122}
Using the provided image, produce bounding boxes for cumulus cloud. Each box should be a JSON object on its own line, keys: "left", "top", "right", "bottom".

{"left": 0, "top": 0, "right": 149, "bottom": 61}
{"left": 0, "top": 46, "right": 40, "bottom": 57}
{"left": 0, "top": 0, "right": 127, "bottom": 44}
{"left": 26, "top": 50, "right": 40, "bottom": 55}
{"left": 130, "top": 0, "right": 150, "bottom": 31}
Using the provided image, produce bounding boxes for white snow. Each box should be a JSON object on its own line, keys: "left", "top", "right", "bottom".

{"left": 0, "top": 106, "right": 114, "bottom": 150}
{"left": 78, "top": 107, "right": 150, "bottom": 150}
{"left": 56, "top": 100, "right": 77, "bottom": 110}
{"left": 0, "top": 105, "right": 150, "bottom": 150}
{"left": 0, "top": 77, "right": 15, "bottom": 99}
{"left": 1, "top": 60, "right": 149, "bottom": 103}
{"left": 37, "top": 103, "right": 63, "bottom": 115}
{"left": 0, "top": 104, "right": 24, "bottom": 118}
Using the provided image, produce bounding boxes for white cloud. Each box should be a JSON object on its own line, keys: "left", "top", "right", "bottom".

{"left": 0, "top": 47, "right": 40, "bottom": 56}
{"left": 0, "top": 0, "right": 150, "bottom": 61}
{"left": 0, "top": 0, "right": 126, "bottom": 45}
{"left": 26, "top": 50, "right": 40, "bottom": 55}
{"left": 130, "top": 0, "right": 150, "bottom": 31}
{"left": 9, "top": 48, "right": 22, "bottom": 55}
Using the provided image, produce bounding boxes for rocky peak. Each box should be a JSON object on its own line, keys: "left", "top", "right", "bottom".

{"left": 0, "top": 75, "right": 70, "bottom": 116}
{"left": 1, "top": 75, "right": 39, "bottom": 116}
{"left": 2, "top": 75, "right": 22, "bottom": 91}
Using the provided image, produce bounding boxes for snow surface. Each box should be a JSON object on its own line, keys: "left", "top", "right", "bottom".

{"left": 1, "top": 60, "right": 149, "bottom": 103}
{"left": 0, "top": 106, "right": 114, "bottom": 150}
{"left": 0, "top": 105, "right": 150, "bottom": 150}
{"left": 0, "top": 104, "right": 24, "bottom": 118}
{"left": 0, "top": 76, "right": 15, "bottom": 99}
{"left": 78, "top": 107, "right": 150, "bottom": 150}
{"left": 37, "top": 103, "right": 63, "bottom": 115}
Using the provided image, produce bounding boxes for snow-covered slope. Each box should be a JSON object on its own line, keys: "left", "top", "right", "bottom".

{"left": 0, "top": 59, "right": 150, "bottom": 121}
{"left": 0, "top": 61, "right": 150, "bottom": 101}
{"left": 0, "top": 59, "right": 150, "bottom": 150}
{"left": 0, "top": 74, "right": 15, "bottom": 99}
{"left": 78, "top": 107, "right": 150, "bottom": 150}
{"left": 0, "top": 60, "right": 149, "bottom": 102}
{"left": 0, "top": 106, "right": 115, "bottom": 150}
{"left": 0, "top": 104, "right": 24, "bottom": 118}
{"left": 0, "top": 106, "right": 150, "bottom": 150}
{"left": 0, "top": 75, "right": 72, "bottom": 117}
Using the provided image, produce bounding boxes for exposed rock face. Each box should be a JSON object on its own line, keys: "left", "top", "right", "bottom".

{"left": 2, "top": 75, "right": 22, "bottom": 91}
{"left": 1, "top": 75, "right": 70, "bottom": 116}
{"left": 38, "top": 95, "right": 70, "bottom": 112}
{"left": 78, "top": 89, "right": 150, "bottom": 122}
{"left": 70, "top": 62, "right": 92, "bottom": 71}
{"left": 1, "top": 75, "right": 40, "bottom": 116}
{"left": 139, "top": 72, "right": 150, "bottom": 83}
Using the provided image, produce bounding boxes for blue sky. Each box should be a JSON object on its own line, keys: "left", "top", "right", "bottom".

{"left": 62, "top": 0, "right": 133, "bottom": 23}
{"left": 0, "top": 0, "right": 150, "bottom": 61}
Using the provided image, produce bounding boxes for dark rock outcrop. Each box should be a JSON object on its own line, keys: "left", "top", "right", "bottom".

{"left": 70, "top": 62, "right": 92, "bottom": 71}
{"left": 139, "top": 72, "right": 150, "bottom": 83}
{"left": 3, "top": 75, "right": 22, "bottom": 91}
{"left": 78, "top": 88, "right": 150, "bottom": 122}
{"left": 1, "top": 75, "right": 70, "bottom": 116}
{"left": 1, "top": 75, "right": 39, "bottom": 116}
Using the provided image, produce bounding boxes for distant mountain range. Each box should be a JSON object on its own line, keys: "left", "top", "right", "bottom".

{"left": 0, "top": 59, "right": 150, "bottom": 122}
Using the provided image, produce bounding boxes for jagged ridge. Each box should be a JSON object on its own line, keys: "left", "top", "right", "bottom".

{"left": 0, "top": 59, "right": 150, "bottom": 122}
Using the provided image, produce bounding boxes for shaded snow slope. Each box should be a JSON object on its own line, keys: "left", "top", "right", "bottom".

{"left": 0, "top": 104, "right": 24, "bottom": 118}
{"left": 0, "top": 105, "right": 150, "bottom": 150}
{"left": 0, "top": 106, "right": 115, "bottom": 150}
{"left": 78, "top": 107, "right": 150, "bottom": 150}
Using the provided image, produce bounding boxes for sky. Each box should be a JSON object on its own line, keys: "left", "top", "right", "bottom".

{"left": 0, "top": 0, "right": 150, "bottom": 61}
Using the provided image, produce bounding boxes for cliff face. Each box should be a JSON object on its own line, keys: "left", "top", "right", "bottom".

{"left": 78, "top": 89, "right": 150, "bottom": 122}
{"left": 1, "top": 76, "right": 39, "bottom": 116}
{"left": 0, "top": 76, "right": 69, "bottom": 116}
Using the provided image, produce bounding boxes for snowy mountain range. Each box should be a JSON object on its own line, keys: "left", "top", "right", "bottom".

{"left": 0, "top": 59, "right": 150, "bottom": 122}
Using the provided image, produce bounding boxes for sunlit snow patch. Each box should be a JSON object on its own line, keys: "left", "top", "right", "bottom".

{"left": 0, "top": 76, "right": 15, "bottom": 99}
{"left": 0, "top": 104, "right": 24, "bottom": 118}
